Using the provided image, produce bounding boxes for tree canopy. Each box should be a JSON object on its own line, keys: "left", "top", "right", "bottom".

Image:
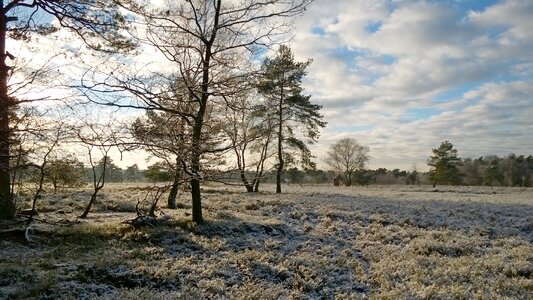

{"left": 325, "top": 138, "right": 369, "bottom": 186}
{"left": 427, "top": 140, "right": 462, "bottom": 187}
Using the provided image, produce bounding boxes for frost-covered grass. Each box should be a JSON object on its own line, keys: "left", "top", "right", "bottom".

{"left": 1, "top": 184, "right": 532, "bottom": 299}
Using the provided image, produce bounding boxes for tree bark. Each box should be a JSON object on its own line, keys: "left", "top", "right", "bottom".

{"left": 235, "top": 146, "right": 253, "bottom": 192}
{"left": 241, "top": 170, "right": 254, "bottom": 192}
{"left": 0, "top": 9, "right": 15, "bottom": 220}
{"left": 188, "top": 0, "right": 221, "bottom": 224}
{"left": 80, "top": 192, "right": 98, "bottom": 218}
{"left": 167, "top": 167, "right": 180, "bottom": 209}
{"left": 346, "top": 172, "right": 352, "bottom": 186}
{"left": 191, "top": 96, "right": 206, "bottom": 223}
{"left": 276, "top": 86, "right": 284, "bottom": 194}
{"left": 81, "top": 153, "right": 107, "bottom": 218}
{"left": 253, "top": 179, "right": 261, "bottom": 192}
{"left": 190, "top": 81, "right": 206, "bottom": 224}
{"left": 253, "top": 133, "right": 270, "bottom": 193}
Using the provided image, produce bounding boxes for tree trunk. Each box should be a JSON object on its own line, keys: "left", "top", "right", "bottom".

{"left": 190, "top": 92, "right": 206, "bottom": 224}
{"left": 167, "top": 167, "right": 180, "bottom": 209}
{"left": 190, "top": 116, "right": 203, "bottom": 222}
{"left": 190, "top": 100, "right": 205, "bottom": 223}
{"left": 53, "top": 180, "right": 58, "bottom": 193}
{"left": 25, "top": 162, "right": 48, "bottom": 240}
{"left": 276, "top": 88, "right": 284, "bottom": 194}
{"left": 432, "top": 181, "right": 437, "bottom": 188}
{"left": 346, "top": 172, "right": 352, "bottom": 186}
{"left": 80, "top": 191, "right": 98, "bottom": 218}
{"left": 190, "top": 178, "right": 202, "bottom": 223}
{"left": 81, "top": 155, "right": 107, "bottom": 219}
{"left": 241, "top": 171, "right": 254, "bottom": 192}
{"left": 0, "top": 10, "right": 15, "bottom": 220}
{"left": 188, "top": 0, "right": 221, "bottom": 223}
{"left": 253, "top": 179, "right": 260, "bottom": 192}
{"left": 235, "top": 148, "right": 253, "bottom": 192}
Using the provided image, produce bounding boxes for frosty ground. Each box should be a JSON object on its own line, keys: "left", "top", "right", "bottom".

{"left": 1, "top": 184, "right": 532, "bottom": 299}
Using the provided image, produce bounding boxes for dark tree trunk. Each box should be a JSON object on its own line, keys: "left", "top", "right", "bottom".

{"left": 252, "top": 137, "right": 269, "bottom": 193}
{"left": 346, "top": 172, "right": 352, "bottom": 187}
{"left": 53, "top": 180, "right": 58, "bottom": 193}
{"left": 276, "top": 88, "right": 284, "bottom": 194}
{"left": 167, "top": 167, "right": 180, "bottom": 209}
{"left": 235, "top": 147, "right": 253, "bottom": 192}
{"left": 241, "top": 171, "right": 254, "bottom": 192}
{"left": 80, "top": 191, "right": 99, "bottom": 219}
{"left": 190, "top": 91, "right": 206, "bottom": 224}
{"left": 0, "top": 10, "right": 15, "bottom": 220}
{"left": 190, "top": 177, "right": 202, "bottom": 223}
{"left": 188, "top": 0, "right": 221, "bottom": 224}
{"left": 25, "top": 162, "right": 48, "bottom": 238}
{"left": 253, "top": 179, "right": 260, "bottom": 192}
{"left": 190, "top": 78, "right": 207, "bottom": 224}
{"left": 190, "top": 93, "right": 206, "bottom": 223}
{"left": 81, "top": 155, "right": 107, "bottom": 219}
{"left": 276, "top": 172, "right": 281, "bottom": 193}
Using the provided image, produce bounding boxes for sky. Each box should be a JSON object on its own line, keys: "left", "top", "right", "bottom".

{"left": 286, "top": 0, "right": 533, "bottom": 171}
{"left": 9, "top": 0, "right": 533, "bottom": 171}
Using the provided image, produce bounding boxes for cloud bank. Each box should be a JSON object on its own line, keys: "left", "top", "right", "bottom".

{"left": 287, "top": 0, "right": 533, "bottom": 170}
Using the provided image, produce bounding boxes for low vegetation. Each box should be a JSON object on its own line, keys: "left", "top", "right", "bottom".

{"left": 1, "top": 184, "right": 531, "bottom": 298}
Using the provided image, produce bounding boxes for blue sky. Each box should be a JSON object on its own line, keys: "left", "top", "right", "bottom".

{"left": 288, "top": 0, "right": 533, "bottom": 170}
{"left": 9, "top": 0, "right": 532, "bottom": 171}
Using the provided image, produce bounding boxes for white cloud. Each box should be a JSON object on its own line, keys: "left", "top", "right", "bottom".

{"left": 8, "top": 0, "right": 533, "bottom": 172}
{"left": 291, "top": 0, "right": 533, "bottom": 170}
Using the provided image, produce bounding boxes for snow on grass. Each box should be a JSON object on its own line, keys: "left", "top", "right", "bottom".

{"left": 0, "top": 184, "right": 531, "bottom": 298}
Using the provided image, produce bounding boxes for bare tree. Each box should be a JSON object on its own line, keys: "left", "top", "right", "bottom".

{"left": 76, "top": 119, "right": 120, "bottom": 219}
{"left": 0, "top": 0, "right": 134, "bottom": 219}
{"left": 250, "top": 103, "right": 278, "bottom": 192}
{"left": 23, "top": 121, "right": 64, "bottom": 240}
{"left": 325, "top": 138, "right": 369, "bottom": 186}
{"left": 223, "top": 91, "right": 277, "bottom": 192}
{"left": 1, "top": 105, "right": 67, "bottom": 238}
{"left": 81, "top": 0, "right": 313, "bottom": 223}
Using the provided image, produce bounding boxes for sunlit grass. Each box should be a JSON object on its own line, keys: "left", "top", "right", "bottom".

{"left": 1, "top": 184, "right": 531, "bottom": 298}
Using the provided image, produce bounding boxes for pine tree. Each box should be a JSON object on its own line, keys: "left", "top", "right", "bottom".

{"left": 427, "top": 140, "right": 462, "bottom": 187}
{"left": 257, "top": 45, "right": 326, "bottom": 193}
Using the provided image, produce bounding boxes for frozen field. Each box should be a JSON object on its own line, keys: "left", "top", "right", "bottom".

{"left": 1, "top": 184, "right": 532, "bottom": 299}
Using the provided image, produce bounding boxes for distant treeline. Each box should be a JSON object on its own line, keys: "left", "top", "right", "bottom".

{"left": 261, "top": 153, "right": 533, "bottom": 187}
{"left": 12, "top": 154, "right": 533, "bottom": 191}
{"left": 458, "top": 154, "right": 533, "bottom": 187}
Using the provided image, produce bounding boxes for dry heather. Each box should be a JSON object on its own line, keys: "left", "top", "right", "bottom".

{"left": 0, "top": 184, "right": 532, "bottom": 299}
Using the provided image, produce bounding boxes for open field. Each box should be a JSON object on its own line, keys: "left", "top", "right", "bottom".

{"left": 1, "top": 184, "right": 532, "bottom": 299}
